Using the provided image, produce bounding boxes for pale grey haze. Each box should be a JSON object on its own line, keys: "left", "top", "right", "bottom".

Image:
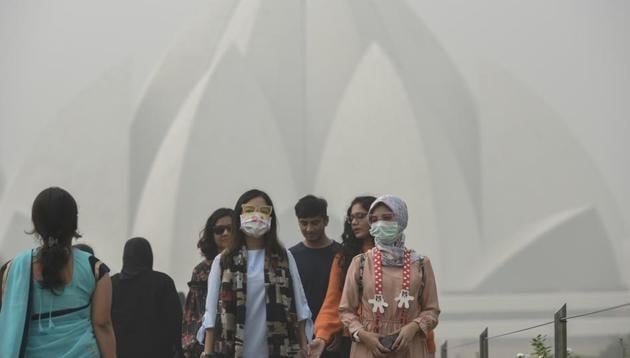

{"left": 1, "top": 0, "right": 629, "bottom": 354}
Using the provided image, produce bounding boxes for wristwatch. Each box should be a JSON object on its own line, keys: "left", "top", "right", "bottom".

{"left": 200, "top": 352, "right": 212, "bottom": 358}
{"left": 351, "top": 329, "right": 361, "bottom": 343}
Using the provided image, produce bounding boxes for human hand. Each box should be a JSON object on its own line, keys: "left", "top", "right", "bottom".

{"left": 359, "top": 330, "right": 391, "bottom": 357}
{"left": 308, "top": 338, "right": 325, "bottom": 358}
{"left": 391, "top": 322, "right": 420, "bottom": 352}
{"left": 298, "top": 344, "right": 310, "bottom": 358}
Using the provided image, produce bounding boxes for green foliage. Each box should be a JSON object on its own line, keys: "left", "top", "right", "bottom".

{"left": 530, "top": 334, "right": 553, "bottom": 358}
{"left": 525, "top": 335, "right": 580, "bottom": 358}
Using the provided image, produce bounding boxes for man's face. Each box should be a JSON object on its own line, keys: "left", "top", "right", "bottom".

{"left": 298, "top": 216, "right": 328, "bottom": 242}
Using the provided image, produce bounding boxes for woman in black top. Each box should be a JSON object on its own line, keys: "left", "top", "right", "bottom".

{"left": 111, "top": 237, "right": 183, "bottom": 358}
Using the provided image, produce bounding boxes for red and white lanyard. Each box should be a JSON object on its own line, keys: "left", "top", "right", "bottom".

{"left": 369, "top": 248, "right": 413, "bottom": 332}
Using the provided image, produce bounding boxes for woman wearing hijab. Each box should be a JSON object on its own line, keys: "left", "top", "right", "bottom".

{"left": 197, "top": 189, "right": 312, "bottom": 358}
{"left": 182, "top": 208, "right": 235, "bottom": 357}
{"left": 0, "top": 187, "right": 116, "bottom": 357}
{"left": 339, "top": 195, "right": 440, "bottom": 358}
{"left": 111, "top": 237, "right": 183, "bottom": 358}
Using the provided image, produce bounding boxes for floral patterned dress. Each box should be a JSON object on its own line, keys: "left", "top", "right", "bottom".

{"left": 182, "top": 260, "right": 212, "bottom": 357}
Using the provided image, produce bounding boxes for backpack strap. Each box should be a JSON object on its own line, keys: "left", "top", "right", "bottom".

{"left": 19, "top": 252, "right": 34, "bottom": 358}
{"left": 417, "top": 256, "right": 425, "bottom": 300}
{"left": 358, "top": 253, "right": 365, "bottom": 298}
{"left": 88, "top": 256, "right": 110, "bottom": 281}
{"left": 357, "top": 253, "right": 366, "bottom": 317}
{"left": 1, "top": 260, "right": 12, "bottom": 303}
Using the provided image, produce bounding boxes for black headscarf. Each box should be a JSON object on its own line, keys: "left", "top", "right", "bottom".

{"left": 119, "top": 237, "right": 153, "bottom": 280}
{"left": 111, "top": 237, "right": 183, "bottom": 358}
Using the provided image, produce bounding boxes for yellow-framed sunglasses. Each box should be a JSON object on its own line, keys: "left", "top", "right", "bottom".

{"left": 241, "top": 204, "right": 273, "bottom": 217}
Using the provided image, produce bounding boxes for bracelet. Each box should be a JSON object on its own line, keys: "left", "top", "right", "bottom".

{"left": 351, "top": 329, "right": 362, "bottom": 343}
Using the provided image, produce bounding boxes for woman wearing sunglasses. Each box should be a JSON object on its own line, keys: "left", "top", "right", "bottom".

{"left": 198, "top": 189, "right": 312, "bottom": 358}
{"left": 182, "top": 208, "right": 234, "bottom": 357}
{"left": 339, "top": 195, "right": 439, "bottom": 358}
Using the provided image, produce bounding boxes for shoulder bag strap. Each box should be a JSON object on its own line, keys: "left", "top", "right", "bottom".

{"left": 18, "top": 251, "right": 34, "bottom": 358}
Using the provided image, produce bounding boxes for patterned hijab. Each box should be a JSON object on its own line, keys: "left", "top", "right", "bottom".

{"left": 368, "top": 195, "right": 421, "bottom": 266}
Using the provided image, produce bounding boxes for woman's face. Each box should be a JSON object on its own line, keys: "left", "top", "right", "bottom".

{"left": 369, "top": 204, "right": 395, "bottom": 223}
{"left": 213, "top": 215, "right": 233, "bottom": 250}
{"left": 349, "top": 203, "right": 370, "bottom": 240}
{"left": 241, "top": 196, "right": 273, "bottom": 218}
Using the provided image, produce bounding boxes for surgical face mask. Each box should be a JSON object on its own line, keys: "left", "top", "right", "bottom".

{"left": 240, "top": 212, "right": 271, "bottom": 238}
{"left": 369, "top": 221, "right": 399, "bottom": 245}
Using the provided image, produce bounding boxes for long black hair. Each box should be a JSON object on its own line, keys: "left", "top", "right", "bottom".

{"left": 29, "top": 187, "right": 82, "bottom": 291}
{"left": 338, "top": 195, "right": 376, "bottom": 287}
{"left": 221, "top": 189, "right": 286, "bottom": 267}
{"left": 198, "top": 207, "right": 234, "bottom": 260}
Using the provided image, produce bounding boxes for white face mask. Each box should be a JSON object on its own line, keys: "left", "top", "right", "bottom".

{"left": 240, "top": 212, "right": 271, "bottom": 238}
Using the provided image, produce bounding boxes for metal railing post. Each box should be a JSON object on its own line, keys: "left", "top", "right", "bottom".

{"left": 441, "top": 340, "right": 447, "bottom": 358}
{"left": 555, "top": 304, "right": 567, "bottom": 358}
{"left": 480, "top": 328, "right": 488, "bottom": 358}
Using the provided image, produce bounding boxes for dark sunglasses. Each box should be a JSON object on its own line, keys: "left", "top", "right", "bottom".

{"left": 212, "top": 225, "right": 232, "bottom": 235}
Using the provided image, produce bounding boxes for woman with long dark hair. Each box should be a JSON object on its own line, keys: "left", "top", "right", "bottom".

{"left": 182, "top": 208, "right": 234, "bottom": 357}
{"left": 0, "top": 187, "right": 116, "bottom": 357}
{"left": 309, "top": 195, "right": 376, "bottom": 357}
{"left": 197, "top": 189, "right": 311, "bottom": 358}
{"left": 339, "top": 195, "right": 440, "bottom": 357}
